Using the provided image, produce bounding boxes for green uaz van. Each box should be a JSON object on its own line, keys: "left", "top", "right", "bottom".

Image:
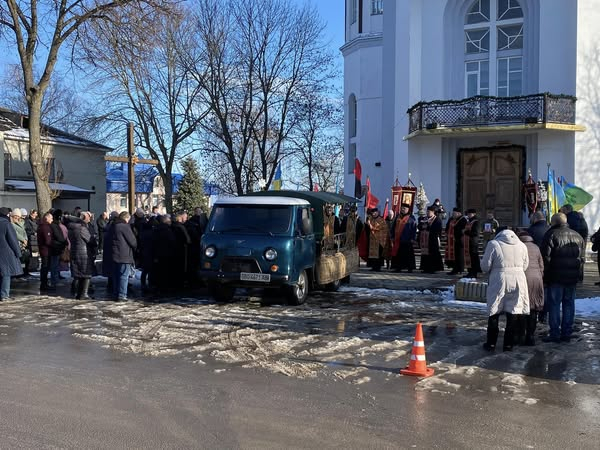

{"left": 200, "top": 192, "right": 359, "bottom": 304}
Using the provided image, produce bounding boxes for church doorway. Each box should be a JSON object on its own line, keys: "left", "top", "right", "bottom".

{"left": 459, "top": 146, "right": 524, "bottom": 227}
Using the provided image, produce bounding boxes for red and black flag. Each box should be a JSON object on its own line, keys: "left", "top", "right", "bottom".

{"left": 366, "top": 176, "right": 379, "bottom": 209}
{"left": 354, "top": 158, "right": 363, "bottom": 198}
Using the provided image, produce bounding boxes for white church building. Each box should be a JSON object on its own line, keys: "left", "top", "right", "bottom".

{"left": 343, "top": 0, "right": 600, "bottom": 230}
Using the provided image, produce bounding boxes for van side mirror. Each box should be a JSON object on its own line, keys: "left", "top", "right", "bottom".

{"left": 302, "top": 217, "right": 312, "bottom": 235}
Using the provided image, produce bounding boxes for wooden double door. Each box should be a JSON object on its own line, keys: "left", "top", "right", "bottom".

{"left": 460, "top": 146, "right": 523, "bottom": 227}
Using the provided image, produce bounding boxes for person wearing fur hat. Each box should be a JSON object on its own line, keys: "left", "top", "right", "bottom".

{"left": 364, "top": 207, "right": 390, "bottom": 271}
{"left": 446, "top": 207, "right": 467, "bottom": 275}
{"left": 390, "top": 203, "right": 417, "bottom": 272}
{"left": 419, "top": 205, "right": 444, "bottom": 273}
{"left": 464, "top": 208, "right": 482, "bottom": 278}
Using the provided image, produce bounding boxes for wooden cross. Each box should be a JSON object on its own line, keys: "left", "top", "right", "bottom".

{"left": 105, "top": 122, "right": 160, "bottom": 213}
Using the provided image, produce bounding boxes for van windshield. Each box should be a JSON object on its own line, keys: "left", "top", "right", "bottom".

{"left": 209, "top": 204, "right": 292, "bottom": 235}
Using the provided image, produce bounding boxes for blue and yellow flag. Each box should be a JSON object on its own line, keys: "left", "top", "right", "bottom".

{"left": 547, "top": 167, "right": 556, "bottom": 218}
{"left": 562, "top": 179, "right": 593, "bottom": 211}
{"left": 273, "top": 164, "right": 282, "bottom": 190}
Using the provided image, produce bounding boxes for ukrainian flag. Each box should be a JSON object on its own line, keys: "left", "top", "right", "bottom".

{"left": 273, "top": 164, "right": 282, "bottom": 190}
{"left": 547, "top": 167, "right": 556, "bottom": 217}
{"left": 562, "top": 179, "right": 593, "bottom": 211}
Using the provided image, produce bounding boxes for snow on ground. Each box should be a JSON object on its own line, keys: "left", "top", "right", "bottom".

{"left": 1, "top": 284, "right": 600, "bottom": 408}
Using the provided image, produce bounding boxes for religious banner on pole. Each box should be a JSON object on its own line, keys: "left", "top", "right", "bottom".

{"left": 391, "top": 175, "right": 417, "bottom": 215}
{"left": 523, "top": 169, "right": 538, "bottom": 216}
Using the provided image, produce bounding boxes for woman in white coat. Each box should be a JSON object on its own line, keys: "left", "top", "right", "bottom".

{"left": 481, "top": 228, "right": 530, "bottom": 351}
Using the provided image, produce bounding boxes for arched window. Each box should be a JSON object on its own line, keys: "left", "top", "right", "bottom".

{"left": 349, "top": 94, "right": 357, "bottom": 138}
{"left": 464, "top": 0, "right": 523, "bottom": 97}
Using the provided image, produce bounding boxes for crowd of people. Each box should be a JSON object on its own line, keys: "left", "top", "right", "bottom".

{"left": 0, "top": 205, "right": 208, "bottom": 302}
{"left": 0, "top": 197, "right": 596, "bottom": 349}
{"left": 346, "top": 199, "right": 592, "bottom": 349}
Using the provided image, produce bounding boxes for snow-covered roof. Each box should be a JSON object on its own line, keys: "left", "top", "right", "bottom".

{"left": 0, "top": 107, "right": 111, "bottom": 151}
{"left": 5, "top": 179, "right": 94, "bottom": 193}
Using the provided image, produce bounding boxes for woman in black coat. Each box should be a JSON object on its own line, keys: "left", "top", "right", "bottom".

{"left": 67, "top": 212, "right": 96, "bottom": 299}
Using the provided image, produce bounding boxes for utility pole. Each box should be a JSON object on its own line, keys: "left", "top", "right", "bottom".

{"left": 105, "top": 123, "right": 159, "bottom": 213}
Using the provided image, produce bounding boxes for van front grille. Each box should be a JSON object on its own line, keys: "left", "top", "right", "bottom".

{"left": 221, "top": 258, "right": 261, "bottom": 273}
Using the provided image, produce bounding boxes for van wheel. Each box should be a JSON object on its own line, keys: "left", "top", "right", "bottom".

{"left": 209, "top": 283, "right": 235, "bottom": 303}
{"left": 287, "top": 270, "right": 308, "bottom": 305}
{"left": 325, "top": 279, "right": 341, "bottom": 292}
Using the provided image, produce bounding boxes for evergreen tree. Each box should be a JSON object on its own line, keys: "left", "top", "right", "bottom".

{"left": 176, "top": 157, "right": 208, "bottom": 212}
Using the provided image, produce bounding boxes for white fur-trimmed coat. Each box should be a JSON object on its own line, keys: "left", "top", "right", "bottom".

{"left": 481, "top": 230, "right": 530, "bottom": 316}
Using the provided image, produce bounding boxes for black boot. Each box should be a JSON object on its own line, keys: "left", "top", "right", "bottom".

{"left": 486, "top": 314, "right": 500, "bottom": 349}
{"left": 76, "top": 278, "right": 91, "bottom": 300}
{"left": 71, "top": 279, "right": 77, "bottom": 296}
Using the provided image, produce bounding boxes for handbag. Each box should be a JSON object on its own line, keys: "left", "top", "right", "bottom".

{"left": 60, "top": 246, "right": 71, "bottom": 263}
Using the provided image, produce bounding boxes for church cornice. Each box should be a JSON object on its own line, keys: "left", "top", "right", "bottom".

{"left": 340, "top": 33, "right": 383, "bottom": 56}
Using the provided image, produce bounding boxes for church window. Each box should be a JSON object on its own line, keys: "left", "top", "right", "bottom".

{"left": 371, "top": 0, "right": 383, "bottom": 15}
{"left": 349, "top": 94, "right": 357, "bottom": 138}
{"left": 497, "top": 56, "right": 522, "bottom": 97}
{"left": 351, "top": 0, "right": 358, "bottom": 24}
{"left": 464, "top": 0, "right": 523, "bottom": 97}
{"left": 466, "top": 60, "right": 489, "bottom": 97}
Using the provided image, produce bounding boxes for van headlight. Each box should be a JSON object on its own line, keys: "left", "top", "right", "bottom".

{"left": 264, "top": 248, "right": 277, "bottom": 261}
{"left": 204, "top": 246, "right": 216, "bottom": 258}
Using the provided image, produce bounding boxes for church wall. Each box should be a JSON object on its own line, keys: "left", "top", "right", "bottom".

{"left": 576, "top": 0, "right": 600, "bottom": 232}
{"left": 343, "top": 40, "right": 384, "bottom": 205}
{"left": 406, "top": 137, "right": 444, "bottom": 209}
{"left": 538, "top": 1, "right": 577, "bottom": 96}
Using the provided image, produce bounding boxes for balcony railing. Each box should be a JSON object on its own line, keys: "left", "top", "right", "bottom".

{"left": 407, "top": 93, "right": 577, "bottom": 135}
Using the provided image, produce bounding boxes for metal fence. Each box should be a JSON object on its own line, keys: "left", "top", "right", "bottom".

{"left": 408, "top": 93, "right": 577, "bottom": 134}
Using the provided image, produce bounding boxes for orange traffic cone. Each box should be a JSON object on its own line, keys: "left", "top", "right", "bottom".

{"left": 401, "top": 323, "right": 434, "bottom": 377}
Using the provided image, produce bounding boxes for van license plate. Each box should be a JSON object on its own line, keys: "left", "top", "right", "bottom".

{"left": 240, "top": 272, "right": 271, "bottom": 282}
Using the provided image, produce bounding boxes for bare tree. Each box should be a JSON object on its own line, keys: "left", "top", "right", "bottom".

{"left": 77, "top": 4, "right": 206, "bottom": 211}
{"left": 286, "top": 85, "right": 344, "bottom": 192}
{"left": 186, "top": 0, "right": 332, "bottom": 195}
{"left": 0, "top": 63, "right": 92, "bottom": 135}
{"left": 0, "top": 0, "right": 168, "bottom": 213}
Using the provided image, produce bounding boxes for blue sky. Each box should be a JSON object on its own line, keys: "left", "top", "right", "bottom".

{"left": 0, "top": 1, "right": 346, "bottom": 99}
{"left": 293, "top": 0, "right": 345, "bottom": 86}
{"left": 298, "top": 0, "right": 345, "bottom": 51}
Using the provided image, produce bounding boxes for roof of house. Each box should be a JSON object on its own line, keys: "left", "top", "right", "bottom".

{"left": 105, "top": 162, "right": 220, "bottom": 196}
{"left": 0, "top": 107, "right": 112, "bottom": 151}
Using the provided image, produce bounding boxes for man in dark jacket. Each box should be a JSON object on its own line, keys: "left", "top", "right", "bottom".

{"left": 152, "top": 214, "right": 176, "bottom": 291}
{"left": 111, "top": 211, "right": 138, "bottom": 301}
{"left": 172, "top": 211, "right": 191, "bottom": 287}
{"left": 37, "top": 212, "right": 55, "bottom": 291}
{"left": 448, "top": 208, "right": 468, "bottom": 275}
{"left": 527, "top": 211, "right": 550, "bottom": 248}
{"left": 0, "top": 207, "right": 22, "bottom": 300}
{"left": 96, "top": 212, "right": 108, "bottom": 253}
{"left": 68, "top": 212, "right": 96, "bottom": 299}
{"left": 540, "top": 212, "right": 585, "bottom": 343}
{"left": 464, "top": 208, "right": 482, "bottom": 278}
{"left": 561, "top": 204, "right": 588, "bottom": 242}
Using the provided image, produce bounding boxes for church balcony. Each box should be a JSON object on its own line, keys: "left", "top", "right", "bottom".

{"left": 406, "top": 93, "right": 585, "bottom": 139}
